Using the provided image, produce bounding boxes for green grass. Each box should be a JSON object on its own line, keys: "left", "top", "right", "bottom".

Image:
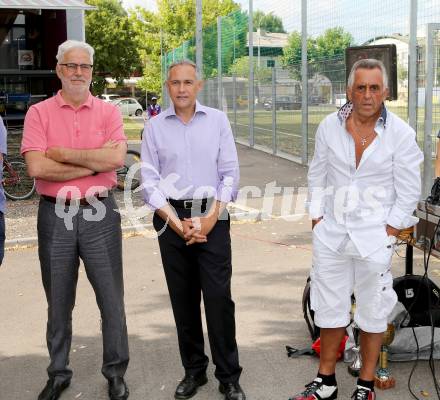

{"left": 229, "top": 105, "right": 436, "bottom": 158}
{"left": 126, "top": 105, "right": 438, "bottom": 154}
{"left": 123, "top": 117, "right": 144, "bottom": 140}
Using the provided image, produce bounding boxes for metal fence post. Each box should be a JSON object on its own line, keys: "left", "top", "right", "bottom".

{"left": 248, "top": 0, "right": 254, "bottom": 147}
{"left": 423, "top": 23, "right": 436, "bottom": 197}
{"left": 196, "top": 0, "right": 203, "bottom": 78}
{"left": 408, "top": 0, "right": 418, "bottom": 130}
{"left": 301, "top": 0, "right": 308, "bottom": 165}
{"left": 233, "top": 73, "right": 237, "bottom": 138}
{"left": 217, "top": 16, "right": 222, "bottom": 110}
{"left": 272, "top": 67, "right": 277, "bottom": 154}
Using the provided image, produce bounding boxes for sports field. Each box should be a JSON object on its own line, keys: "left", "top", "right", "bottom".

{"left": 124, "top": 105, "right": 433, "bottom": 159}
{"left": 228, "top": 105, "right": 412, "bottom": 158}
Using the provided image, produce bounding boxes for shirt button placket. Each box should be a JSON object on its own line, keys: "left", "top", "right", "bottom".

{"left": 74, "top": 111, "right": 79, "bottom": 137}
{"left": 184, "top": 126, "right": 190, "bottom": 180}
{"left": 346, "top": 135, "right": 356, "bottom": 226}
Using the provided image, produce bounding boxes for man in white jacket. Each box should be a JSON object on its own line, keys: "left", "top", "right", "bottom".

{"left": 289, "top": 59, "right": 423, "bottom": 400}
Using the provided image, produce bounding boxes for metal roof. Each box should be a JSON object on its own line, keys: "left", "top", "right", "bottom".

{"left": 0, "top": 0, "right": 95, "bottom": 10}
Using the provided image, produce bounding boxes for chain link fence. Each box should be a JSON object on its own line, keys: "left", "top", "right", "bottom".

{"left": 161, "top": 1, "right": 440, "bottom": 189}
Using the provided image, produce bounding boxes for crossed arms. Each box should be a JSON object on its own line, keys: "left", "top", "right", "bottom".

{"left": 24, "top": 140, "right": 127, "bottom": 182}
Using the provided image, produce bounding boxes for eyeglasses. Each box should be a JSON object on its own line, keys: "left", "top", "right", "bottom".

{"left": 59, "top": 63, "right": 93, "bottom": 72}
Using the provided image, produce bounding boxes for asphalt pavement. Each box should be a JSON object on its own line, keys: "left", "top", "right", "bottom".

{"left": 1, "top": 145, "right": 440, "bottom": 400}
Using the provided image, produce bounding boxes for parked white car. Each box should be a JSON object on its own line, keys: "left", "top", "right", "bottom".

{"left": 112, "top": 98, "right": 143, "bottom": 116}
{"left": 97, "top": 94, "right": 120, "bottom": 102}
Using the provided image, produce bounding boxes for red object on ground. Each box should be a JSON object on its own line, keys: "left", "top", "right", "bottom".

{"left": 311, "top": 335, "right": 348, "bottom": 360}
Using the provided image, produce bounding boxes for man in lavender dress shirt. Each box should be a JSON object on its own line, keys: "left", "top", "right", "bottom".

{"left": 141, "top": 60, "right": 245, "bottom": 400}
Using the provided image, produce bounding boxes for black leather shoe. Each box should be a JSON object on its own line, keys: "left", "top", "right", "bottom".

{"left": 108, "top": 377, "right": 129, "bottom": 400}
{"left": 219, "top": 382, "right": 246, "bottom": 400}
{"left": 174, "top": 372, "right": 208, "bottom": 399}
{"left": 38, "top": 379, "right": 70, "bottom": 400}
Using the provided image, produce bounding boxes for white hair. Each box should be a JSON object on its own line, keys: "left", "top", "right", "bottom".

{"left": 167, "top": 59, "right": 201, "bottom": 80}
{"left": 56, "top": 40, "right": 94, "bottom": 64}
{"left": 347, "top": 58, "right": 388, "bottom": 89}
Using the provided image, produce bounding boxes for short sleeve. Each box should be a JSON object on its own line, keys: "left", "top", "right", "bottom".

{"left": 0, "top": 117, "right": 7, "bottom": 155}
{"left": 21, "top": 106, "right": 47, "bottom": 155}
{"left": 106, "top": 104, "right": 127, "bottom": 142}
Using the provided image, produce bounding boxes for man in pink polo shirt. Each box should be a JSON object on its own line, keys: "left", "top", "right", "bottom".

{"left": 21, "top": 40, "right": 129, "bottom": 400}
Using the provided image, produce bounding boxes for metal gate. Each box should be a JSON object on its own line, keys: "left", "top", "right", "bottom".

{"left": 422, "top": 23, "right": 440, "bottom": 196}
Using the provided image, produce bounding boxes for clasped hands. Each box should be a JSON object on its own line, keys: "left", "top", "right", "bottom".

{"left": 181, "top": 214, "right": 217, "bottom": 246}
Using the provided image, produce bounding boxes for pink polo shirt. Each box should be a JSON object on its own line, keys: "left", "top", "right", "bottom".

{"left": 21, "top": 91, "right": 126, "bottom": 198}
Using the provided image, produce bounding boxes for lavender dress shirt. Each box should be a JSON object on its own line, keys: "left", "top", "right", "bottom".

{"left": 141, "top": 101, "right": 240, "bottom": 210}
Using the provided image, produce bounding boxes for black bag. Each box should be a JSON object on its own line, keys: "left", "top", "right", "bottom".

{"left": 393, "top": 274, "right": 440, "bottom": 327}
{"left": 427, "top": 177, "right": 440, "bottom": 205}
{"left": 302, "top": 277, "right": 320, "bottom": 341}
{"left": 302, "top": 276, "right": 355, "bottom": 340}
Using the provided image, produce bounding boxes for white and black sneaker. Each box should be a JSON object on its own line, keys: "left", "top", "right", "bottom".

{"left": 351, "top": 386, "right": 376, "bottom": 400}
{"left": 288, "top": 378, "right": 338, "bottom": 400}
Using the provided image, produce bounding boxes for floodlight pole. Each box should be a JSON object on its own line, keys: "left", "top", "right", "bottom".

{"left": 301, "top": 0, "right": 308, "bottom": 164}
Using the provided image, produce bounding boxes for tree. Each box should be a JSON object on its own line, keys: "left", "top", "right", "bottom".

{"left": 253, "top": 11, "right": 285, "bottom": 33}
{"left": 85, "top": 0, "right": 140, "bottom": 93}
{"left": 200, "top": 9, "right": 248, "bottom": 78}
{"left": 230, "top": 56, "right": 272, "bottom": 83}
{"left": 128, "top": 7, "right": 163, "bottom": 95}
{"left": 281, "top": 31, "right": 315, "bottom": 81}
{"left": 281, "top": 27, "right": 353, "bottom": 83}
{"left": 313, "top": 27, "right": 353, "bottom": 84}
{"left": 156, "top": 0, "right": 240, "bottom": 47}
{"left": 134, "top": 0, "right": 242, "bottom": 90}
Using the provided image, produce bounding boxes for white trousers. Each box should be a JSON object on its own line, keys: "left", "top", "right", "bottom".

{"left": 311, "top": 233, "right": 398, "bottom": 333}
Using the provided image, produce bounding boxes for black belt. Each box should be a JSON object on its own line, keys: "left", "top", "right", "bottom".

{"left": 168, "top": 198, "right": 210, "bottom": 209}
{"left": 42, "top": 193, "right": 109, "bottom": 206}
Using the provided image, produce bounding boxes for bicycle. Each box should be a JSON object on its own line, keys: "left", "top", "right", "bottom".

{"left": 2, "top": 156, "right": 36, "bottom": 200}
{"left": 116, "top": 149, "right": 141, "bottom": 191}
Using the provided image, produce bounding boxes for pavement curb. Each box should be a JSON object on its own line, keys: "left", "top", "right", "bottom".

{"left": 4, "top": 209, "right": 266, "bottom": 250}
{"left": 5, "top": 223, "right": 154, "bottom": 250}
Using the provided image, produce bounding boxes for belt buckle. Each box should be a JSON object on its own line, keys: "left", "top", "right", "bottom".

{"left": 183, "top": 200, "right": 193, "bottom": 209}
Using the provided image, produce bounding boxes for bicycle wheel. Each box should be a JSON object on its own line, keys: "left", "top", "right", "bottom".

{"left": 116, "top": 149, "right": 141, "bottom": 191}
{"left": 3, "top": 160, "right": 36, "bottom": 200}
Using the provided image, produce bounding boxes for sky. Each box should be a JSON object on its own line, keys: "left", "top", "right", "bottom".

{"left": 121, "top": 0, "right": 302, "bottom": 34}
{"left": 121, "top": 0, "right": 286, "bottom": 13}
{"left": 122, "top": 0, "right": 156, "bottom": 11}
{"left": 121, "top": 0, "right": 439, "bottom": 45}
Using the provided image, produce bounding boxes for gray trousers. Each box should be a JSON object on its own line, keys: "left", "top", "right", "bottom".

{"left": 37, "top": 194, "right": 129, "bottom": 383}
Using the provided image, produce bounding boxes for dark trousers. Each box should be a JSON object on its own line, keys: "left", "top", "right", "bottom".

{"left": 37, "top": 194, "right": 129, "bottom": 383}
{"left": 153, "top": 209, "right": 242, "bottom": 384}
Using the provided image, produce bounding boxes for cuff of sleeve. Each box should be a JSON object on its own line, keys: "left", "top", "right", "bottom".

{"left": 305, "top": 200, "right": 324, "bottom": 220}
{"left": 20, "top": 146, "right": 46, "bottom": 156}
{"left": 387, "top": 207, "right": 419, "bottom": 229}
{"left": 216, "top": 184, "right": 237, "bottom": 203}
{"left": 147, "top": 189, "right": 168, "bottom": 211}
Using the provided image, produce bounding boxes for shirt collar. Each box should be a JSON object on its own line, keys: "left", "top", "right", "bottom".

{"left": 337, "top": 101, "right": 388, "bottom": 128}
{"left": 55, "top": 90, "right": 94, "bottom": 109}
{"left": 164, "top": 100, "right": 207, "bottom": 119}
